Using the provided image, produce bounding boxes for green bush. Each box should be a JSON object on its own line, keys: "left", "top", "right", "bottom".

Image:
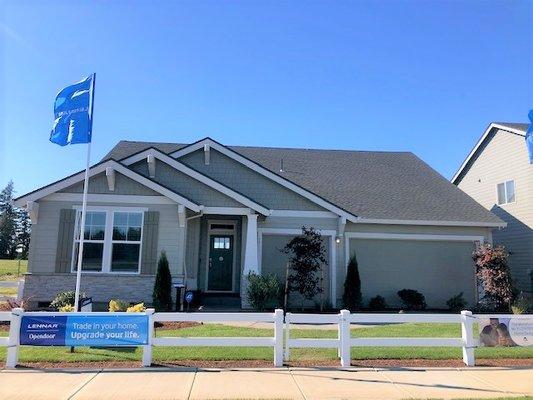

{"left": 446, "top": 292, "right": 467, "bottom": 312}
{"left": 368, "top": 295, "right": 387, "bottom": 311}
{"left": 342, "top": 255, "right": 362, "bottom": 311}
{"left": 397, "top": 289, "right": 426, "bottom": 310}
{"left": 511, "top": 292, "right": 531, "bottom": 314}
{"left": 50, "top": 290, "right": 84, "bottom": 310}
{"left": 152, "top": 251, "right": 173, "bottom": 311}
{"left": 246, "top": 272, "right": 282, "bottom": 311}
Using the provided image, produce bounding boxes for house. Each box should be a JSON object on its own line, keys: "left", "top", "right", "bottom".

{"left": 15, "top": 137, "right": 505, "bottom": 310}
{"left": 452, "top": 122, "right": 532, "bottom": 295}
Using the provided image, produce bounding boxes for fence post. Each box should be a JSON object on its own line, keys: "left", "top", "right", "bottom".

{"left": 461, "top": 310, "right": 475, "bottom": 367}
{"left": 339, "top": 309, "right": 350, "bottom": 367}
{"left": 274, "top": 309, "right": 284, "bottom": 367}
{"left": 142, "top": 308, "right": 155, "bottom": 367}
{"left": 6, "top": 307, "right": 23, "bottom": 369}
{"left": 284, "top": 312, "right": 291, "bottom": 361}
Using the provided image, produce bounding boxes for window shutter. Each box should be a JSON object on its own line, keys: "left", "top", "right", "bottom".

{"left": 55, "top": 209, "right": 77, "bottom": 273}
{"left": 141, "top": 211, "right": 159, "bottom": 275}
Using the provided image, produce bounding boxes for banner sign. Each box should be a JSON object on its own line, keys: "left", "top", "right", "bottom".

{"left": 478, "top": 317, "right": 533, "bottom": 347}
{"left": 20, "top": 314, "right": 149, "bottom": 347}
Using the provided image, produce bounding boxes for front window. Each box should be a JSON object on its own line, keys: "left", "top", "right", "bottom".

{"left": 497, "top": 180, "right": 515, "bottom": 205}
{"left": 72, "top": 209, "right": 144, "bottom": 273}
{"left": 73, "top": 211, "right": 106, "bottom": 271}
{"left": 111, "top": 212, "right": 143, "bottom": 272}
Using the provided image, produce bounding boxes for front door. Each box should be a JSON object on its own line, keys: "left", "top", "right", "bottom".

{"left": 207, "top": 235, "right": 234, "bottom": 291}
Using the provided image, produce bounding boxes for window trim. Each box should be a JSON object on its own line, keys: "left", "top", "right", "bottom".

{"left": 70, "top": 206, "right": 147, "bottom": 275}
{"left": 496, "top": 180, "right": 516, "bottom": 206}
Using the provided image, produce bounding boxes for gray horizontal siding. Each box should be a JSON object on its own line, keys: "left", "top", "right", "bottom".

{"left": 179, "top": 148, "right": 326, "bottom": 211}
{"left": 59, "top": 172, "right": 160, "bottom": 195}
{"left": 131, "top": 159, "right": 244, "bottom": 207}
{"left": 29, "top": 201, "right": 183, "bottom": 277}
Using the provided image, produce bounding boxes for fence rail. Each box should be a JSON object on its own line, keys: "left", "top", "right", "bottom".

{"left": 1, "top": 308, "right": 527, "bottom": 369}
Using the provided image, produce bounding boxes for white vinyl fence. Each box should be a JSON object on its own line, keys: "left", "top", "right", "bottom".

{"left": 1, "top": 308, "right": 526, "bottom": 368}
{"left": 145, "top": 309, "right": 284, "bottom": 367}
{"left": 284, "top": 310, "right": 476, "bottom": 367}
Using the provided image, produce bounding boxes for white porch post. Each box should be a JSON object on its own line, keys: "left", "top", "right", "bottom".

{"left": 241, "top": 212, "right": 259, "bottom": 308}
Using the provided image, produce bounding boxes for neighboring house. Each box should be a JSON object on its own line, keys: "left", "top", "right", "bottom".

{"left": 452, "top": 122, "right": 532, "bottom": 295}
{"left": 15, "top": 137, "right": 504, "bottom": 310}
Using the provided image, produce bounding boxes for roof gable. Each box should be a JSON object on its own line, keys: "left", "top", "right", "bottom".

{"left": 452, "top": 122, "right": 528, "bottom": 184}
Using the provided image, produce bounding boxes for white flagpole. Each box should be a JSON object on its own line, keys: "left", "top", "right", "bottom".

{"left": 74, "top": 73, "right": 96, "bottom": 312}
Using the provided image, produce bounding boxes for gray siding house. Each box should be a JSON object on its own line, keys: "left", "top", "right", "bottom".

{"left": 15, "top": 138, "right": 504, "bottom": 309}
{"left": 453, "top": 122, "right": 532, "bottom": 295}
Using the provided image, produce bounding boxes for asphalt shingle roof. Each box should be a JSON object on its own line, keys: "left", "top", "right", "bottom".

{"left": 494, "top": 122, "right": 529, "bottom": 133}
{"left": 103, "top": 140, "right": 502, "bottom": 224}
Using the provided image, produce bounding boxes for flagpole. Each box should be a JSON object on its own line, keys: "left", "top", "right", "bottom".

{"left": 74, "top": 73, "right": 96, "bottom": 312}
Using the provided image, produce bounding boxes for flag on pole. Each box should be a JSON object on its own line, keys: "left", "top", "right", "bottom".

{"left": 526, "top": 110, "right": 533, "bottom": 164}
{"left": 50, "top": 74, "right": 94, "bottom": 146}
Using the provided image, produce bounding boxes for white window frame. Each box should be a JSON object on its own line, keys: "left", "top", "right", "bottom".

{"left": 70, "top": 206, "right": 147, "bottom": 275}
{"left": 496, "top": 180, "right": 516, "bottom": 205}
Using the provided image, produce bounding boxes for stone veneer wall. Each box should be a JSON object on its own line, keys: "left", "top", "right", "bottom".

{"left": 23, "top": 273, "right": 157, "bottom": 309}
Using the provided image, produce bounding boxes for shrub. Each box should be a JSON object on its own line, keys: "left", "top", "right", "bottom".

{"left": 473, "top": 244, "right": 514, "bottom": 311}
{"left": 109, "top": 299, "right": 129, "bottom": 312}
{"left": 342, "top": 255, "right": 362, "bottom": 311}
{"left": 50, "top": 290, "right": 84, "bottom": 310}
{"left": 368, "top": 295, "right": 387, "bottom": 311}
{"left": 282, "top": 227, "right": 327, "bottom": 308}
{"left": 152, "top": 251, "right": 173, "bottom": 311}
{"left": 446, "top": 292, "right": 467, "bottom": 312}
{"left": 246, "top": 272, "right": 282, "bottom": 311}
{"left": 127, "top": 302, "right": 146, "bottom": 312}
{"left": 59, "top": 304, "right": 74, "bottom": 312}
{"left": 397, "top": 289, "right": 426, "bottom": 310}
{"left": 511, "top": 292, "right": 531, "bottom": 315}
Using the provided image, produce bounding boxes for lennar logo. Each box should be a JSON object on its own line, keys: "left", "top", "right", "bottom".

{"left": 28, "top": 323, "right": 59, "bottom": 329}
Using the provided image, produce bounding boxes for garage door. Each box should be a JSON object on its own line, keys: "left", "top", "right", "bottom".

{"left": 349, "top": 239, "right": 476, "bottom": 309}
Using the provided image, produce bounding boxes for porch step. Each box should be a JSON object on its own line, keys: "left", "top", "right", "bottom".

{"left": 201, "top": 293, "right": 241, "bottom": 309}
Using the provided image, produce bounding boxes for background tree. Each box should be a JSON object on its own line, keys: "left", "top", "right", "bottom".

{"left": 0, "top": 181, "right": 17, "bottom": 259}
{"left": 152, "top": 251, "right": 173, "bottom": 311}
{"left": 472, "top": 243, "right": 514, "bottom": 311}
{"left": 342, "top": 254, "right": 362, "bottom": 311}
{"left": 16, "top": 208, "right": 31, "bottom": 259}
{"left": 282, "top": 226, "right": 327, "bottom": 309}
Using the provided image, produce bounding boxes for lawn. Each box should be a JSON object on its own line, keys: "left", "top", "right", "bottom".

{"left": 0, "top": 322, "right": 531, "bottom": 364}
{"left": 0, "top": 259, "right": 27, "bottom": 280}
{"left": 0, "top": 259, "right": 27, "bottom": 297}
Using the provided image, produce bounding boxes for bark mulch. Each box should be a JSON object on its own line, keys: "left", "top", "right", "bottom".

{"left": 2, "top": 358, "right": 532, "bottom": 370}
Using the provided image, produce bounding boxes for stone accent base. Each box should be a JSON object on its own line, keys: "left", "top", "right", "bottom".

{"left": 23, "top": 273, "right": 157, "bottom": 308}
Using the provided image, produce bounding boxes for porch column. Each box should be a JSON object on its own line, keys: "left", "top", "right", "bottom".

{"left": 241, "top": 213, "right": 258, "bottom": 308}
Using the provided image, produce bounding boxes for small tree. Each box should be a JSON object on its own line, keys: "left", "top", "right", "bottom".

{"left": 282, "top": 226, "right": 327, "bottom": 309}
{"left": 16, "top": 208, "right": 31, "bottom": 259}
{"left": 152, "top": 251, "right": 173, "bottom": 311}
{"left": 473, "top": 244, "right": 514, "bottom": 311}
{"left": 0, "top": 181, "right": 17, "bottom": 259}
{"left": 342, "top": 255, "right": 362, "bottom": 311}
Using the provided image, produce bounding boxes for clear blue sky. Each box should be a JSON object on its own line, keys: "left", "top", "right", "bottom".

{"left": 1, "top": 0, "right": 532, "bottom": 196}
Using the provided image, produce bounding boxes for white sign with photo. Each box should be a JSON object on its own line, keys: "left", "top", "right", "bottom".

{"left": 478, "top": 317, "right": 532, "bottom": 347}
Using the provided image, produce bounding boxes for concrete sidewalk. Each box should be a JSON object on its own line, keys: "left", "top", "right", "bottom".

{"left": 0, "top": 367, "right": 531, "bottom": 400}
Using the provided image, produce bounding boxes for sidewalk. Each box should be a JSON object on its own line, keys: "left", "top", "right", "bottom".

{"left": 1, "top": 366, "right": 531, "bottom": 400}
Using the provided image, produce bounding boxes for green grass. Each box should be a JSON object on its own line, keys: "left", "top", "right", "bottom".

{"left": 0, "top": 259, "right": 27, "bottom": 280}
{"left": 0, "top": 322, "right": 532, "bottom": 364}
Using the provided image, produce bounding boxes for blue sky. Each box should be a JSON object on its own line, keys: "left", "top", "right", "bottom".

{"left": 1, "top": 0, "right": 532, "bottom": 196}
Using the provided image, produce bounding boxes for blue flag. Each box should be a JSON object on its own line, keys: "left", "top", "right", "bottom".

{"left": 527, "top": 110, "right": 533, "bottom": 164}
{"left": 50, "top": 74, "right": 95, "bottom": 146}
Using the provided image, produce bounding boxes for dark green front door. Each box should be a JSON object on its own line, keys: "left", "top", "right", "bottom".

{"left": 207, "top": 235, "right": 234, "bottom": 291}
